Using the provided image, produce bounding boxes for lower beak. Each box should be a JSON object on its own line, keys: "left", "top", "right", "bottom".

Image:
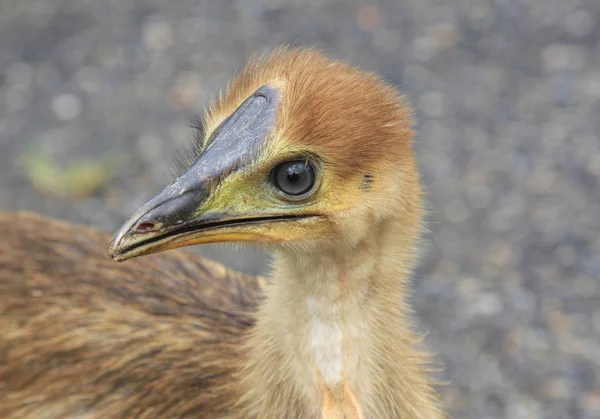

{"left": 108, "top": 213, "right": 309, "bottom": 262}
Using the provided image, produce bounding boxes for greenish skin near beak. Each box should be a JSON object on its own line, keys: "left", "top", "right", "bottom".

{"left": 108, "top": 85, "right": 308, "bottom": 262}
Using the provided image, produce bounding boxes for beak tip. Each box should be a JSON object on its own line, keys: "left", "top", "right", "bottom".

{"left": 107, "top": 229, "right": 127, "bottom": 261}
{"left": 107, "top": 240, "right": 119, "bottom": 261}
{"left": 110, "top": 254, "right": 126, "bottom": 262}
{"left": 107, "top": 245, "right": 129, "bottom": 262}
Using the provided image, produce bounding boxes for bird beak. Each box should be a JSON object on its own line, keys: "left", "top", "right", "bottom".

{"left": 108, "top": 84, "right": 308, "bottom": 261}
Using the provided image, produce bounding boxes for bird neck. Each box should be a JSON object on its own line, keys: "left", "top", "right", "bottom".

{"left": 240, "top": 214, "right": 444, "bottom": 418}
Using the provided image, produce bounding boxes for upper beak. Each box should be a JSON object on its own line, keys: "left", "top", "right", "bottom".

{"left": 109, "top": 84, "right": 291, "bottom": 261}
{"left": 108, "top": 179, "right": 211, "bottom": 261}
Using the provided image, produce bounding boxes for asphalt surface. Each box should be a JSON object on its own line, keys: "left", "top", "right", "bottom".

{"left": 1, "top": 1, "right": 599, "bottom": 418}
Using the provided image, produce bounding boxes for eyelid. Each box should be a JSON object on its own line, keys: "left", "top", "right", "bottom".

{"left": 268, "top": 150, "right": 323, "bottom": 170}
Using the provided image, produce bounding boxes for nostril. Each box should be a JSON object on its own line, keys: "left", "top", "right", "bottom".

{"left": 135, "top": 222, "right": 156, "bottom": 232}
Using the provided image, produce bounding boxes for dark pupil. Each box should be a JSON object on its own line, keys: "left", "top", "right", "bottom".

{"left": 286, "top": 168, "right": 300, "bottom": 183}
{"left": 274, "top": 161, "right": 315, "bottom": 196}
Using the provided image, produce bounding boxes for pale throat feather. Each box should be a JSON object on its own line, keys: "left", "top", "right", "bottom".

{"left": 271, "top": 240, "right": 378, "bottom": 419}
{"left": 305, "top": 255, "right": 375, "bottom": 389}
{"left": 307, "top": 295, "right": 343, "bottom": 387}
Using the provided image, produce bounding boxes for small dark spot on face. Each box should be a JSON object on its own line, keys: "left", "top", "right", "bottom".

{"left": 361, "top": 174, "right": 374, "bottom": 191}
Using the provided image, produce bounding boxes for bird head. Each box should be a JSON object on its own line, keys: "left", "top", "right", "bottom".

{"left": 109, "top": 48, "right": 421, "bottom": 261}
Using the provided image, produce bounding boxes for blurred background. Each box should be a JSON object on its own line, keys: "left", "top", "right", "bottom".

{"left": 1, "top": 0, "right": 599, "bottom": 417}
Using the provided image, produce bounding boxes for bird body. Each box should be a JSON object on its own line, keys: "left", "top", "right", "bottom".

{"left": 0, "top": 48, "right": 444, "bottom": 418}
{"left": 0, "top": 211, "right": 259, "bottom": 418}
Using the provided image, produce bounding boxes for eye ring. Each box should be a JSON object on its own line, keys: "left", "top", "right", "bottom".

{"left": 270, "top": 161, "right": 316, "bottom": 197}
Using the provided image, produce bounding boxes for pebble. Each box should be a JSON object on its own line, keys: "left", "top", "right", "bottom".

{"left": 75, "top": 67, "right": 103, "bottom": 94}
{"left": 582, "top": 72, "right": 600, "bottom": 99}
{"left": 136, "top": 134, "right": 164, "bottom": 162}
{"left": 5, "top": 62, "right": 33, "bottom": 89}
{"left": 142, "top": 16, "right": 173, "bottom": 52}
{"left": 506, "top": 395, "right": 543, "bottom": 419}
{"left": 541, "top": 44, "right": 586, "bottom": 73}
{"left": 418, "top": 91, "right": 445, "bottom": 118}
{"left": 466, "top": 292, "right": 504, "bottom": 317}
{"left": 356, "top": 5, "right": 382, "bottom": 32}
{"left": 169, "top": 71, "right": 202, "bottom": 111}
{"left": 541, "top": 377, "right": 572, "bottom": 401}
{"left": 563, "top": 10, "right": 595, "bottom": 38}
{"left": 467, "top": 185, "right": 492, "bottom": 209}
{"left": 412, "top": 37, "right": 436, "bottom": 62}
{"left": 4, "top": 87, "right": 29, "bottom": 112}
{"left": 51, "top": 93, "right": 82, "bottom": 121}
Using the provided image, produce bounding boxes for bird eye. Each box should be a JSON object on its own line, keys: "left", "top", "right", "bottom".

{"left": 271, "top": 161, "right": 315, "bottom": 196}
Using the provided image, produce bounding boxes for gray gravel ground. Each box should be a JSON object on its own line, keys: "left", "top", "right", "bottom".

{"left": 1, "top": 0, "right": 600, "bottom": 418}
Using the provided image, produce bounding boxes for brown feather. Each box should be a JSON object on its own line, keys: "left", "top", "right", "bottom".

{"left": 0, "top": 211, "right": 262, "bottom": 418}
